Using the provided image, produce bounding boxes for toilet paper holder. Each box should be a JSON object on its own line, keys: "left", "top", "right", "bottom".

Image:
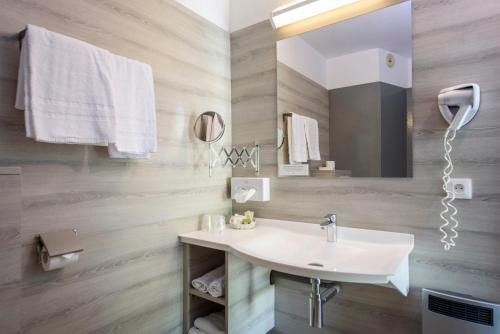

{"left": 36, "top": 229, "right": 84, "bottom": 271}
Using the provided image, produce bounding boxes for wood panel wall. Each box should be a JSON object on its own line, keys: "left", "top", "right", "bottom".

{"left": 277, "top": 62, "right": 330, "bottom": 165}
{"left": 0, "top": 1, "right": 231, "bottom": 333}
{"left": 0, "top": 167, "right": 22, "bottom": 334}
{"left": 231, "top": 0, "right": 500, "bottom": 333}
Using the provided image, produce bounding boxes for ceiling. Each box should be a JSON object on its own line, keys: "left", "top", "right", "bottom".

{"left": 299, "top": 1, "right": 412, "bottom": 58}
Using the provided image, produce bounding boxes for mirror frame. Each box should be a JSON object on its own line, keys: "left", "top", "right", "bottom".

{"left": 193, "top": 111, "right": 226, "bottom": 144}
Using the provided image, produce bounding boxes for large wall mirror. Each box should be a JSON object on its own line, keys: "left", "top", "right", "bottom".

{"left": 277, "top": 1, "right": 412, "bottom": 178}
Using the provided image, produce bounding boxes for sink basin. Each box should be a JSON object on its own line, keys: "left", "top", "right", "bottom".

{"left": 179, "top": 218, "right": 414, "bottom": 295}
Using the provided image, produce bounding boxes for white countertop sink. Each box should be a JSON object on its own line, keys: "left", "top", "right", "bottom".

{"left": 179, "top": 218, "right": 414, "bottom": 295}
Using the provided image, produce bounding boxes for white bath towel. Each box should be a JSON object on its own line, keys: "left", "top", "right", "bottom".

{"left": 191, "top": 265, "right": 225, "bottom": 294}
{"left": 210, "top": 113, "right": 223, "bottom": 141}
{"left": 194, "top": 312, "right": 225, "bottom": 334}
{"left": 15, "top": 24, "right": 157, "bottom": 159}
{"left": 287, "top": 113, "right": 308, "bottom": 163}
{"left": 107, "top": 54, "right": 156, "bottom": 158}
{"left": 202, "top": 114, "right": 214, "bottom": 141}
{"left": 188, "top": 327, "right": 207, "bottom": 334}
{"left": 16, "top": 24, "right": 115, "bottom": 145}
{"left": 304, "top": 116, "right": 321, "bottom": 161}
{"left": 207, "top": 275, "right": 225, "bottom": 298}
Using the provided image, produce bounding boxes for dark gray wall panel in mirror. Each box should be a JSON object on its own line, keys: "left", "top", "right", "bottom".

{"left": 276, "top": 1, "right": 412, "bottom": 177}
{"left": 330, "top": 82, "right": 411, "bottom": 177}
{"left": 330, "top": 82, "right": 382, "bottom": 177}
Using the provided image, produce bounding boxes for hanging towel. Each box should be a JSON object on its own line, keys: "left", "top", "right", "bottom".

{"left": 210, "top": 113, "right": 223, "bottom": 141}
{"left": 207, "top": 275, "right": 225, "bottom": 298}
{"left": 287, "top": 113, "right": 308, "bottom": 163}
{"left": 304, "top": 117, "right": 321, "bottom": 161}
{"left": 15, "top": 24, "right": 157, "bottom": 159}
{"left": 191, "top": 265, "right": 225, "bottom": 294}
{"left": 16, "top": 24, "right": 115, "bottom": 145}
{"left": 202, "top": 114, "right": 214, "bottom": 141}
{"left": 194, "top": 312, "right": 225, "bottom": 334}
{"left": 107, "top": 54, "right": 156, "bottom": 158}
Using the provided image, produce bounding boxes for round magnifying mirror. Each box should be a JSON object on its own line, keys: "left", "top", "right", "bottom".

{"left": 194, "top": 111, "right": 225, "bottom": 143}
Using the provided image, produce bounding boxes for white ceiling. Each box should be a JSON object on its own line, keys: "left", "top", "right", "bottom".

{"left": 300, "top": 1, "right": 412, "bottom": 58}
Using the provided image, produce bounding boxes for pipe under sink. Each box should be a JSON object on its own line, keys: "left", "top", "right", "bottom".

{"left": 270, "top": 271, "right": 341, "bottom": 328}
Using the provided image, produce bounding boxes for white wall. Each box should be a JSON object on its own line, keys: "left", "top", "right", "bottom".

{"left": 277, "top": 37, "right": 327, "bottom": 87}
{"left": 229, "top": 0, "right": 291, "bottom": 32}
{"left": 175, "top": 0, "right": 297, "bottom": 32}
{"left": 326, "top": 49, "right": 380, "bottom": 89}
{"left": 176, "top": 0, "right": 230, "bottom": 31}
{"left": 277, "top": 44, "right": 412, "bottom": 90}
{"left": 326, "top": 48, "right": 412, "bottom": 89}
{"left": 177, "top": 0, "right": 288, "bottom": 32}
{"left": 377, "top": 49, "right": 412, "bottom": 89}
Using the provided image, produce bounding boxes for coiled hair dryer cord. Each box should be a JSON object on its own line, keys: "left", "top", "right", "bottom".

{"left": 439, "top": 128, "right": 458, "bottom": 250}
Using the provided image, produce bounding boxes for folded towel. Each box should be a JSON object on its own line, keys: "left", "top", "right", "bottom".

{"left": 304, "top": 116, "right": 321, "bottom": 161}
{"left": 194, "top": 312, "right": 225, "bottom": 334}
{"left": 207, "top": 275, "right": 225, "bottom": 298}
{"left": 191, "top": 265, "right": 225, "bottom": 294}
{"left": 188, "top": 327, "right": 207, "bottom": 334}
{"left": 15, "top": 24, "right": 157, "bottom": 159}
{"left": 16, "top": 24, "right": 115, "bottom": 146}
{"left": 287, "top": 113, "right": 308, "bottom": 163}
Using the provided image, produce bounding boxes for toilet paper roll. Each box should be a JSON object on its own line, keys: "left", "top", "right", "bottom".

{"left": 41, "top": 248, "right": 79, "bottom": 271}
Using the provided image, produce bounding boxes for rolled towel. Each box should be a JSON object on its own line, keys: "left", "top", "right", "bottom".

{"left": 191, "top": 265, "right": 224, "bottom": 294}
{"left": 188, "top": 327, "right": 207, "bottom": 334}
{"left": 194, "top": 312, "right": 225, "bottom": 334}
{"left": 207, "top": 276, "right": 225, "bottom": 298}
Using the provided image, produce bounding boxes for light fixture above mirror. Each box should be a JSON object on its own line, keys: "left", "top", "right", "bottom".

{"left": 270, "top": 0, "right": 361, "bottom": 29}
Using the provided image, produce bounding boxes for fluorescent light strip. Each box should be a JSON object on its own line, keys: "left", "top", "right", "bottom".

{"left": 271, "top": 0, "right": 361, "bottom": 28}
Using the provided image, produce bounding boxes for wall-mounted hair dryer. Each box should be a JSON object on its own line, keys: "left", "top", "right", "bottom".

{"left": 438, "top": 83, "right": 480, "bottom": 250}
{"left": 438, "top": 83, "right": 480, "bottom": 130}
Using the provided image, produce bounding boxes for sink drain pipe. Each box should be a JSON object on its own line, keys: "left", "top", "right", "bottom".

{"left": 270, "top": 271, "right": 341, "bottom": 328}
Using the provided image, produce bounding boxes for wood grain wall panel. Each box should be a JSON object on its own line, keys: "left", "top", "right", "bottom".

{"left": 231, "top": 21, "right": 277, "bottom": 162}
{"left": 0, "top": 168, "right": 21, "bottom": 334}
{"left": 227, "top": 253, "right": 275, "bottom": 334}
{"left": 231, "top": 0, "right": 500, "bottom": 333}
{"left": 0, "top": 1, "right": 231, "bottom": 333}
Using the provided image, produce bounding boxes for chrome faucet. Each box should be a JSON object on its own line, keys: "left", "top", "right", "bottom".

{"left": 320, "top": 213, "right": 337, "bottom": 242}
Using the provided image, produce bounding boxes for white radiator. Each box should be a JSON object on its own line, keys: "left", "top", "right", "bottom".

{"left": 422, "top": 289, "right": 500, "bottom": 334}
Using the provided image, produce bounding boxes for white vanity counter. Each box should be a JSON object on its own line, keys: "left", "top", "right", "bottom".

{"left": 179, "top": 218, "right": 414, "bottom": 295}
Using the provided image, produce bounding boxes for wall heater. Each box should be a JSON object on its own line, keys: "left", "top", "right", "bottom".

{"left": 422, "top": 288, "right": 500, "bottom": 334}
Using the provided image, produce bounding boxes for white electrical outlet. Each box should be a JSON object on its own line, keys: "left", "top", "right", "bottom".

{"left": 448, "top": 178, "right": 472, "bottom": 199}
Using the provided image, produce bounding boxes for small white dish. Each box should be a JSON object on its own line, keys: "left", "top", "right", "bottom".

{"left": 229, "top": 215, "right": 256, "bottom": 230}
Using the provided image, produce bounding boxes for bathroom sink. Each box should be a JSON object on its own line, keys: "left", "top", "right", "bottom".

{"left": 179, "top": 218, "right": 414, "bottom": 295}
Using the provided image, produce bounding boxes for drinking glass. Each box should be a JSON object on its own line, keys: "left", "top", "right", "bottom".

{"left": 201, "top": 214, "right": 213, "bottom": 232}
{"left": 211, "top": 215, "right": 225, "bottom": 234}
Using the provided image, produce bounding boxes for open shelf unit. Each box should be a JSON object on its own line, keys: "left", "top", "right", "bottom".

{"left": 188, "top": 288, "right": 225, "bottom": 306}
{"left": 183, "top": 244, "right": 228, "bottom": 333}
{"left": 182, "top": 242, "right": 275, "bottom": 334}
